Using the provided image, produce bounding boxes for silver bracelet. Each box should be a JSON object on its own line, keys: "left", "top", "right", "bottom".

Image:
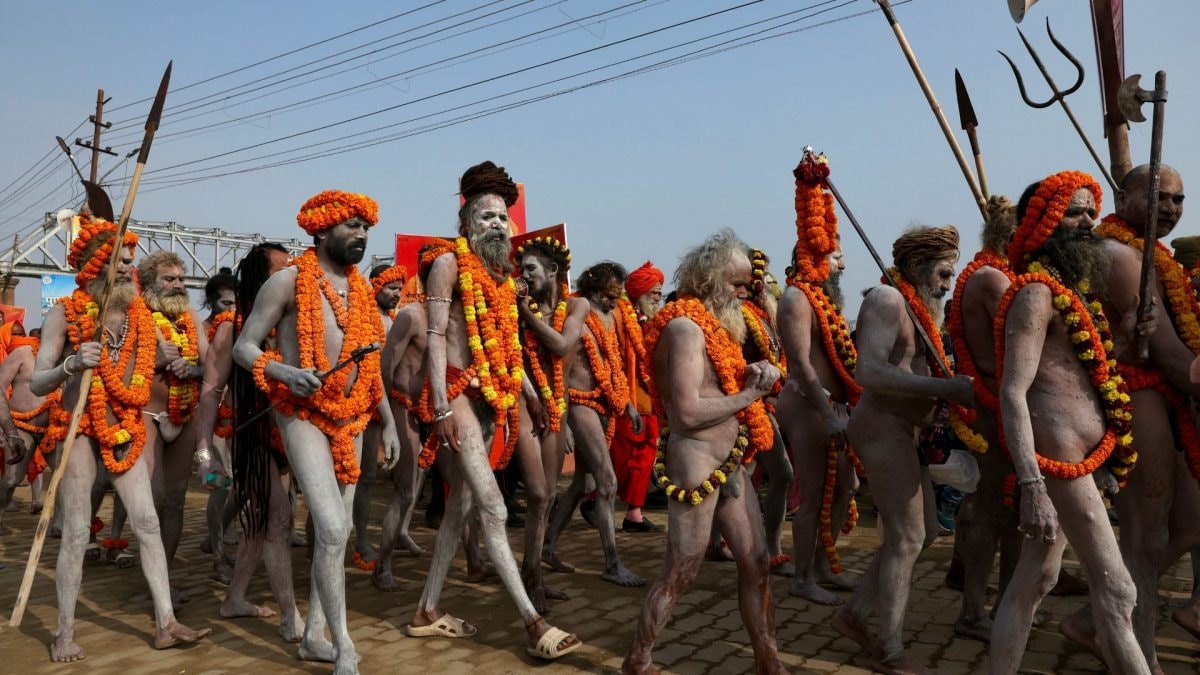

{"left": 1016, "top": 475, "right": 1045, "bottom": 487}
{"left": 426, "top": 328, "right": 446, "bottom": 336}
{"left": 194, "top": 448, "right": 212, "bottom": 463}
{"left": 432, "top": 409, "right": 454, "bottom": 423}
{"left": 427, "top": 296, "right": 453, "bottom": 304}
{"left": 61, "top": 354, "right": 77, "bottom": 376}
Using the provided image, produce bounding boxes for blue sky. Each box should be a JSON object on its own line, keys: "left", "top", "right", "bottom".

{"left": 1, "top": 0, "right": 1197, "bottom": 319}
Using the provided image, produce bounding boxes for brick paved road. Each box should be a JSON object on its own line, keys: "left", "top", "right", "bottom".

{"left": 1, "top": 478, "right": 1198, "bottom": 674}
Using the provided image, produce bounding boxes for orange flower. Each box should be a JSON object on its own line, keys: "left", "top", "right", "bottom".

{"left": 296, "top": 190, "right": 379, "bottom": 236}
{"left": 568, "top": 310, "right": 631, "bottom": 446}
{"left": 68, "top": 219, "right": 138, "bottom": 287}
{"left": 993, "top": 263, "right": 1136, "bottom": 483}
{"left": 947, "top": 249, "right": 1014, "bottom": 417}
{"left": 370, "top": 264, "right": 408, "bottom": 297}
{"left": 790, "top": 153, "right": 838, "bottom": 283}
{"left": 1117, "top": 363, "right": 1200, "bottom": 481}
{"left": 615, "top": 297, "right": 653, "bottom": 392}
{"left": 786, "top": 280, "right": 861, "bottom": 405}
{"left": 523, "top": 287, "right": 569, "bottom": 433}
{"left": 254, "top": 248, "right": 383, "bottom": 484}
{"left": 1008, "top": 171, "right": 1103, "bottom": 270}
{"left": 49, "top": 289, "right": 156, "bottom": 474}
{"left": 643, "top": 297, "right": 774, "bottom": 462}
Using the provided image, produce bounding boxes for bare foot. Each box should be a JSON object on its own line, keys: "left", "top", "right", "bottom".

{"left": 621, "top": 653, "right": 661, "bottom": 674}
{"left": 816, "top": 567, "right": 860, "bottom": 591}
{"left": 51, "top": 633, "right": 86, "bottom": 662}
{"left": 397, "top": 533, "right": 425, "bottom": 556}
{"left": 298, "top": 637, "right": 337, "bottom": 663}
{"left": 220, "top": 599, "right": 276, "bottom": 619}
{"left": 154, "top": 620, "right": 212, "bottom": 649}
{"left": 602, "top": 564, "right": 645, "bottom": 587}
{"left": 544, "top": 584, "right": 569, "bottom": 601}
{"left": 953, "top": 615, "right": 993, "bottom": 642}
{"left": 832, "top": 611, "right": 873, "bottom": 653}
{"left": 1058, "top": 615, "right": 1103, "bottom": 661}
{"left": 465, "top": 562, "right": 496, "bottom": 583}
{"left": 209, "top": 559, "right": 233, "bottom": 586}
{"left": 354, "top": 544, "right": 378, "bottom": 563}
{"left": 789, "top": 581, "right": 844, "bottom": 606}
{"left": 1173, "top": 606, "right": 1200, "bottom": 640}
{"left": 870, "top": 649, "right": 931, "bottom": 675}
{"left": 333, "top": 649, "right": 360, "bottom": 675}
{"left": 373, "top": 568, "right": 403, "bottom": 593}
{"left": 541, "top": 550, "right": 575, "bottom": 574}
{"left": 279, "top": 614, "right": 305, "bottom": 644}
{"left": 770, "top": 558, "right": 796, "bottom": 578}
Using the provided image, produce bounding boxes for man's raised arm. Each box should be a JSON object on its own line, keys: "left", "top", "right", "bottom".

{"left": 232, "top": 268, "right": 319, "bottom": 397}
{"left": 518, "top": 296, "right": 588, "bottom": 356}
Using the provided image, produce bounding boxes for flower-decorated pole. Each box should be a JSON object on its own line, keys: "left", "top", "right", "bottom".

{"left": 10, "top": 62, "right": 173, "bottom": 628}
{"left": 804, "top": 146, "right": 953, "bottom": 378}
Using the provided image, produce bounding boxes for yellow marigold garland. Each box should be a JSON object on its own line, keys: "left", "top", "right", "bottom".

{"left": 652, "top": 423, "right": 747, "bottom": 506}
{"left": 643, "top": 297, "right": 775, "bottom": 462}
{"left": 152, "top": 310, "right": 200, "bottom": 425}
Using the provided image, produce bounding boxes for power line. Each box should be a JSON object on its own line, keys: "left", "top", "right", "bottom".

{"left": 103, "top": 0, "right": 456, "bottom": 115}
{"left": 104, "top": 0, "right": 524, "bottom": 130}
{"left": 125, "top": 0, "right": 657, "bottom": 147}
{"left": 122, "top": 0, "right": 767, "bottom": 180}
{"left": 138, "top": 0, "right": 894, "bottom": 191}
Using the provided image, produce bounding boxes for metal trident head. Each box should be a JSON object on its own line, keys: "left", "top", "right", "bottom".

{"left": 998, "top": 18, "right": 1084, "bottom": 109}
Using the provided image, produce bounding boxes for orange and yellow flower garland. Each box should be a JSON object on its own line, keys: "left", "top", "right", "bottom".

{"left": 786, "top": 279, "right": 862, "bottom": 405}
{"left": 615, "top": 297, "right": 652, "bottom": 392}
{"left": 569, "top": 311, "right": 631, "bottom": 446}
{"left": 1007, "top": 171, "right": 1103, "bottom": 266}
{"left": 1117, "top": 364, "right": 1200, "bottom": 480}
{"left": 1097, "top": 214, "right": 1200, "bottom": 354}
{"left": 652, "top": 424, "right": 748, "bottom": 506}
{"left": 152, "top": 309, "right": 200, "bottom": 425}
{"left": 992, "top": 262, "right": 1136, "bottom": 482}
{"left": 57, "top": 289, "right": 156, "bottom": 474}
{"left": 947, "top": 249, "right": 1013, "bottom": 420}
{"left": 643, "top": 298, "right": 775, "bottom": 462}
{"left": 523, "top": 289, "right": 568, "bottom": 433}
{"left": 67, "top": 219, "right": 138, "bottom": 287}
{"left": 254, "top": 249, "right": 383, "bottom": 484}
{"left": 885, "top": 269, "right": 988, "bottom": 454}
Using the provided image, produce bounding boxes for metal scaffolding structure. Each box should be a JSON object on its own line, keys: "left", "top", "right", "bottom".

{"left": 0, "top": 211, "right": 310, "bottom": 288}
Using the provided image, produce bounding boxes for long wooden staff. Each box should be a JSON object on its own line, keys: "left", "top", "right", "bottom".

{"left": 873, "top": 0, "right": 987, "bottom": 221}
{"left": 10, "top": 62, "right": 172, "bottom": 628}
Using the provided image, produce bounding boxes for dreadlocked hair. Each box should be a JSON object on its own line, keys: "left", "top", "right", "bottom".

{"left": 231, "top": 242, "right": 289, "bottom": 536}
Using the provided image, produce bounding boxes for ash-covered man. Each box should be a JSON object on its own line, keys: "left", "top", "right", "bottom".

{"left": 34, "top": 219, "right": 211, "bottom": 662}
{"left": 624, "top": 229, "right": 785, "bottom": 675}
{"left": 777, "top": 156, "right": 861, "bottom": 605}
{"left": 350, "top": 262, "right": 408, "bottom": 571}
{"left": 409, "top": 161, "right": 580, "bottom": 660}
{"left": 1055, "top": 164, "right": 1200, "bottom": 671}
{"left": 513, "top": 235, "right": 588, "bottom": 612}
{"left": 138, "top": 251, "right": 209, "bottom": 597}
{"left": 989, "top": 170, "right": 1148, "bottom": 674}
{"left": 0, "top": 326, "right": 56, "bottom": 531}
{"left": 234, "top": 190, "right": 399, "bottom": 673}
{"left": 832, "top": 225, "right": 973, "bottom": 675}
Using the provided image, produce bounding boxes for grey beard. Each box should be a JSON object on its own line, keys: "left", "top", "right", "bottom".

{"left": 706, "top": 287, "right": 746, "bottom": 345}
{"left": 918, "top": 285, "right": 945, "bottom": 327}
{"left": 636, "top": 295, "right": 658, "bottom": 319}
{"left": 87, "top": 279, "right": 137, "bottom": 310}
{"left": 473, "top": 235, "right": 513, "bottom": 276}
{"left": 823, "top": 273, "right": 845, "bottom": 308}
{"left": 144, "top": 288, "right": 190, "bottom": 318}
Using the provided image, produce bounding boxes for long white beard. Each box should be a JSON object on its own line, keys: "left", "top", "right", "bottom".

{"left": 472, "top": 231, "right": 513, "bottom": 275}
{"left": 706, "top": 286, "right": 746, "bottom": 345}
{"left": 87, "top": 278, "right": 137, "bottom": 310}
{"left": 918, "top": 285, "right": 945, "bottom": 327}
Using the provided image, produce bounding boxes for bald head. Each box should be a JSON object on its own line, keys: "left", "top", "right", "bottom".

{"left": 1115, "top": 164, "right": 1184, "bottom": 239}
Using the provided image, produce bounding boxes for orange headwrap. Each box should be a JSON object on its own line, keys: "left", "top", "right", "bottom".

{"left": 625, "top": 261, "right": 664, "bottom": 301}
{"left": 1008, "top": 170, "right": 1103, "bottom": 271}
{"left": 67, "top": 219, "right": 139, "bottom": 287}
{"left": 371, "top": 265, "right": 408, "bottom": 296}
{"left": 297, "top": 190, "right": 379, "bottom": 236}
{"left": 790, "top": 152, "right": 838, "bottom": 283}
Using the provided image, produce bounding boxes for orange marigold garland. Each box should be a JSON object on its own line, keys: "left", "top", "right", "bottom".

{"left": 786, "top": 279, "right": 862, "bottom": 405}
{"left": 371, "top": 264, "right": 408, "bottom": 297}
{"left": 947, "top": 249, "right": 1013, "bottom": 421}
{"left": 254, "top": 249, "right": 383, "bottom": 484}
{"left": 68, "top": 219, "right": 138, "bottom": 287}
{"left": 152, "top": 309, "right": 200, "bottom": 425}
{"left": 207, "top": 310, "right": 239, "bottom": 438}
{"left": 1118, "top": 364, "right": 1200, "bottom": 480}
{"left": 54, "top": 289, "right": 156, "bottom": 474}
{"left": 523, "top": 288, "right": 569, "bottom": 433}
{"left": 1097, "top": 214, "right": 1200, "bottom": 354}
{"left": 885, "top": 269, "right": 988, "bottom": 454}
{"left": 643, "top": 298, "right": 775, "bottom": 461}
{"left": 296, "top": 190, "right": 379, "bottom": 236}
{"left": 992, "top": 261, "right": 1136, "bottom": 482}
{"left": 615, "top": 297, "right": 652, "bottom": 392}
{"left": 569, "top": 311, "right": 631, "bottom": 446}
{"left": 791, "top": 153, "right": 837, "bottom": 282}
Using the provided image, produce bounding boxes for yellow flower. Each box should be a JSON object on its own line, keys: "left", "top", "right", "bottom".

{"left": 713, "top": 470, "right": 727, "bottom": 484}
{"left": 1053, "top": 294, "right": 1072, "bottom": 310}
{"left": 689, "top": 492, "right": 703, "bottom": 506}
{"left": 1119, "top": 433, "right": 1133, "bottom": 446}
{"left": 701, "top": 480, "right": 714, "bottom": 493}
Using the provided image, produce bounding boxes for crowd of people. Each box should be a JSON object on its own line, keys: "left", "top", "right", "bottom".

{"left": 2, "top": 156, "right": 1199, "bottom": 675}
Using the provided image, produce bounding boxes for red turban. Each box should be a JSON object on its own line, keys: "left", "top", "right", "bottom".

{"left": 625, "top": 261, "right": 664, "bottom": 301}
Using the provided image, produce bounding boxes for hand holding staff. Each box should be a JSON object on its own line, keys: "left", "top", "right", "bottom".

{"left": 10, "top": 62, "right": 173, "bottom": 628}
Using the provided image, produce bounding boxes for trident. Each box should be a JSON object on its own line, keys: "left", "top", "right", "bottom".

{"left": 999, "top": 18, "right": 1117, "bottom": 192}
